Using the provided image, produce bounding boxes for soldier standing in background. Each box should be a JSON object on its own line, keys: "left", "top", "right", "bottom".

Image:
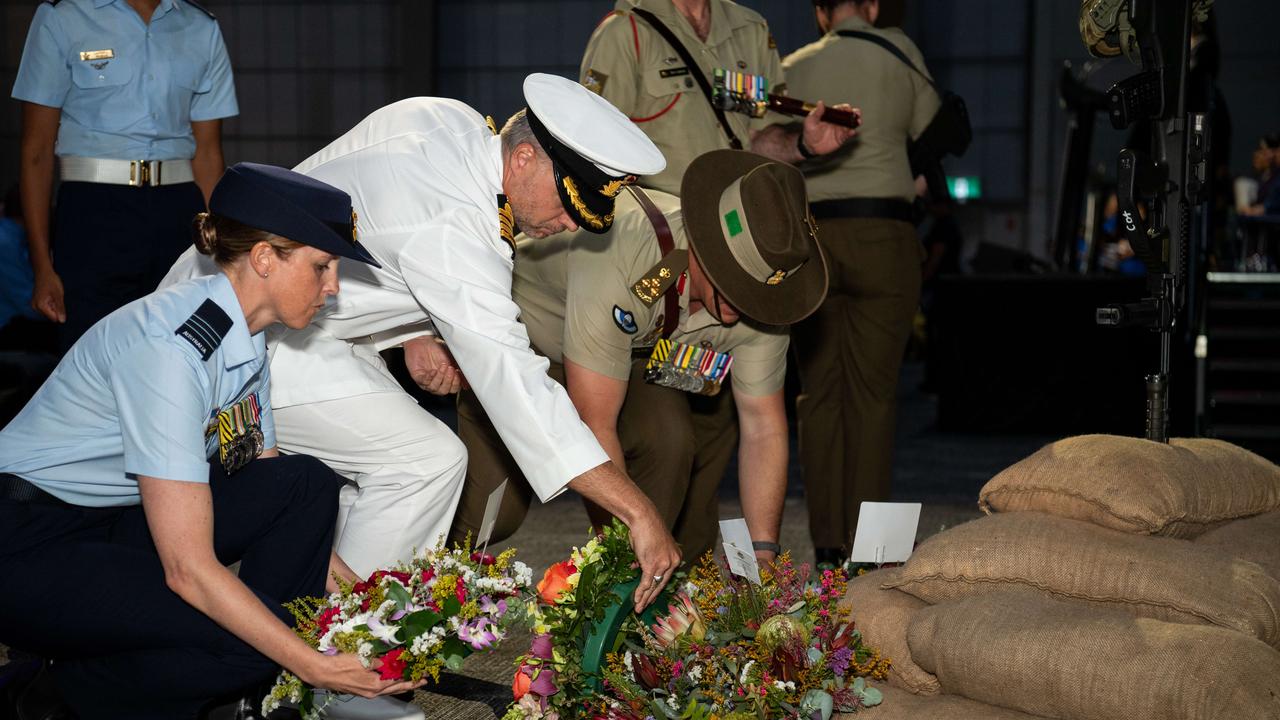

{"left": 783, "top": 0, "right": 940, "bottom": 566}
{"left": 12, "top": 0, "right": 237, "bottom": 351}
{"left": 580, "top": 0, "right": 856, "bottom": 560}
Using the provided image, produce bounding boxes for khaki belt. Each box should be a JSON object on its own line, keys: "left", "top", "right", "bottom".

{"left": 59, "top": 156, "right": 195, "bottom": 187}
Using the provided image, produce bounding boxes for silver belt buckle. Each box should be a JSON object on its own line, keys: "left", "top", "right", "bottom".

{"left": 128, "top": 160, "right": 157, "bottom": 187}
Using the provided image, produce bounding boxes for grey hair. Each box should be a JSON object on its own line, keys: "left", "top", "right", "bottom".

{"left": 500, "top": 109, "right": 545, "bottom": 157}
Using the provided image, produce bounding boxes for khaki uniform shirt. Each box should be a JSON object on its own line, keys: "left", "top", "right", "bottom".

{"left": 512, "top": 189, "right": 788, "bottom": 397}
{"left": 783, "top": 15, "right": 940, "bottom": 202}
{"left": 580, "top": 0, "right": 784, "bottom": 195}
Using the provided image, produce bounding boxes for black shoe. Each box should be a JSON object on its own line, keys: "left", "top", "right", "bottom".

{"left": 814, "top": 546, "right": 846, "bottom": 570}
{"left": 1, "top": 660, "right": 76, "bottom": 720}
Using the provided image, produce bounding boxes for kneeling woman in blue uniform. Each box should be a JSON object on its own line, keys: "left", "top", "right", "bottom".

{"left": 0, "top": 163, "right": 418, "bottom": 719}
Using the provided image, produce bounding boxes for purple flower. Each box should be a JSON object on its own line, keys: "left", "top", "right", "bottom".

{"left": 529, "top": 666, "right": 558, "bottom": 696}
{"left": 480, "top": 595, "right": 507, "bottom": 617}
{"left": 828, "top": 647, "right": 853, "bottom": 678}
{"left": 530, "top": 633, "right": 554, "bottom": 660}
{"left": 459, "top": 617, "right": 500, "bottom": 651}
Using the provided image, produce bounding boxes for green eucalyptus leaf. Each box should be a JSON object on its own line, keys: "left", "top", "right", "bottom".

{"left": 861, "top": 687, "right": 883, "bottom": 707}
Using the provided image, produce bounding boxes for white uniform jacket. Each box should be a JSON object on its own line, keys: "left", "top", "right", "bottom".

{"left": 164, "top": 98, "right": 607, "bottom": 501}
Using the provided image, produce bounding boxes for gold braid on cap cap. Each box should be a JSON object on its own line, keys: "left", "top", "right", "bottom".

{"left": 600, "top": 175, "right": 638, "bottom": 198}
{"left": 351, "top": 209, "right": 359, "bottom": 243}
{"left": 562, "top": 176, "right": 612, "bottom": 230}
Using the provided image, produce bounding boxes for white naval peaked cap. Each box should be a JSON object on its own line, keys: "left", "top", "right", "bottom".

{"left": 523, "top": 72, "right": 666, "bottom": 178}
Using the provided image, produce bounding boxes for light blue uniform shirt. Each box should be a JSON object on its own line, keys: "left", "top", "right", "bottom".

{"left": 0, "top": 273, "right": 274, "bottom": 507}
{"left": 11, "top": 0, "right": 238, "bottom": 161}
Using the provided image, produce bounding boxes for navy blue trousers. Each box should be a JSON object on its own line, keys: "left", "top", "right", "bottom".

{"left": 53, "top": 181, "right": 205, "bottom": 351}
{"left": 0, "top": 455, "right": 342, "bottom": 719}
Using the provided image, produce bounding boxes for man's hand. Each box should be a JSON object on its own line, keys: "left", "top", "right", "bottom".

{"left": 568, "top": 462, "right": 681, "bottom": 611}
{"left": 627, "top": 499, "right": 681, "bottom": 611}
{"left": 800, "top": 101, "right": 860, "bottom": 155}
{"left": 31, "top": 266, "right": 65, "bottom": 323}
{"left": 403, "top": 335, "right": 468, "bottom": 395}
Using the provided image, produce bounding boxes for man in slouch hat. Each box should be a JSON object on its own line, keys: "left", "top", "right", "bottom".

{"left": 452, "top": 150, "right": 827, "bottom": 566}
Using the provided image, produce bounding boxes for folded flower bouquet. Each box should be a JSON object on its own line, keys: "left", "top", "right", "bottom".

{"left": 263, "top": 540, "right": 533, "bottom": 718}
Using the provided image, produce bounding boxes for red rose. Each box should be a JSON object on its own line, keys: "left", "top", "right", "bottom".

{"left": 537, "top": 560, "right": 577, "bottom": 604}
{"left": 376, "top": 648, "right": 408, "bottom": 681}
{"left": 315, "top": 606, "right": 341, "bottom": 635}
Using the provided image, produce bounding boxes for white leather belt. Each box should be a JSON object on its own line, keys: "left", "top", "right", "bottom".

{"left": 59, "top": 157, "right": 195, "bottom": 187}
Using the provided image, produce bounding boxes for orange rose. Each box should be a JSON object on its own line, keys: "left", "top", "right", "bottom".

{"left": 513, "top": 666, "right": 532, "bottom": 700}
{"left": 536, "top": 559, "right": 577, "bottom": 604}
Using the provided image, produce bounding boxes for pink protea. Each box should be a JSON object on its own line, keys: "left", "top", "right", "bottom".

{"left": 651, "top": 592, "right": 706, "bottom": 647}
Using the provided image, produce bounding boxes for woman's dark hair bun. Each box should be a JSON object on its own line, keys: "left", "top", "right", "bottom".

{"left": 193, "top": 212, "right": 219, "bottom": 256}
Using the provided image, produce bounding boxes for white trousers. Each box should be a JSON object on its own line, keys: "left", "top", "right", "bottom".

{"left": 273, "top": 392, "right": 467, "bottom": 578}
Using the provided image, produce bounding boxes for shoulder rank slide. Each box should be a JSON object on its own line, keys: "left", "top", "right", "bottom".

{"left": 632, "top": 248, "right": 688, "bottom": 306}
{"left": 175, "top": 298, "right": 232, "bottom": 361}
{"left": 497, "top": 194, "right": 516, "bottom": 253}
{"left": 644, "top": 338, "right": 733, "bottom": 396}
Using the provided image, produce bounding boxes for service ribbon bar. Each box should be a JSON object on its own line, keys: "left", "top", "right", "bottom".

{"left": 644, "top": 338, "right": 734, "bottom": 396}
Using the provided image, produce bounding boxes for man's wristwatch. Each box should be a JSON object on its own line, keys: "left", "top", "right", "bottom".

{"left": 796, "top": 134, "right": 818, "bottom": 160}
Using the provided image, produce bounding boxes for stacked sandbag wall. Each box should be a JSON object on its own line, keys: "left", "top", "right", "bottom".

{"left": 837, "top": 434, "right": 1280, "bottom": 720}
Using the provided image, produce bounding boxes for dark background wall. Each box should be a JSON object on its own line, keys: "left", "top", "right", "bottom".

{"left": 1, "top": 0, "right": 1277, "bottom": 257}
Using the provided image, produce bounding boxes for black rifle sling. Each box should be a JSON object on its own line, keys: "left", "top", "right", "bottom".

{"left": 631, "top": 9, "right": 744, "bottom": 150}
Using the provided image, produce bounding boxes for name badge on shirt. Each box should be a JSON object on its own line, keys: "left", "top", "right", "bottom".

{"left": 205, "top": 393, "right": 265, "bottom": 474}
{"left": 644, "top": 338, "right": 732, "bottom": 396}
{"left": 79, "top": 49, "right": 115, "bottom": 62}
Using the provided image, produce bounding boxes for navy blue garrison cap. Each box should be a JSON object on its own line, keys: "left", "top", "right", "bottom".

{"left": 209, "top": 162, "right": 380, "bottom": 268}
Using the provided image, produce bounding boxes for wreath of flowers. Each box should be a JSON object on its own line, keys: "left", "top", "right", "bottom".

{"left": 504, "top": 519, "right": 648, "bottom": 719}
{"left": 264, "top": 539, "right": 532, "bottom": 718}
{"left": 505, "top": 522, "right": 891, "bottom": 720}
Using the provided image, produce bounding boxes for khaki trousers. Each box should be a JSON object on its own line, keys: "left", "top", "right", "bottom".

{"left": 794, "top": 217, "right": 923, "bottom": 550}
{"left": 450, "top": 357, "right": 737, "bottom": 562}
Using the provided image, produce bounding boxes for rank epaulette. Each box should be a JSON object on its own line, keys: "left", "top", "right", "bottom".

{"left": 497, "top": 194, "right": 516, "bottom": 253}
{"left": 632, "top": 248, "right": 688, "bottom": 307}
{"left": 180, "top": 0, "right": 216, "bottom": 19}
{"left": 485, "top": 115, "right": 498, "bottom": 135}
{"left": 175, "top": 298, "right": 232, "bottom": 361}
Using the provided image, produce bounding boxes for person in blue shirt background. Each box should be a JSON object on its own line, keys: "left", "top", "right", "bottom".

{"left": 12, "top": 0, "right": 239, "bottom": 352}
{"left": 0, "top": 164, "right": 422, "bottom": 720}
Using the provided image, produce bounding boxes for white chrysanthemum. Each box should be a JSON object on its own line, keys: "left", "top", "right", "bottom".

{"left": 773, "top": 680, "right": 796, "bottom": 692}
{"left": 357, "top": 641, "right": 374, "bottom": 659}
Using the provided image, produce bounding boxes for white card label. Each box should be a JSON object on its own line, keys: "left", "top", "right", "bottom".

{"left": 849, "top": 501, "right": 922, "bottom": 564}
{"left": 724, "top": 542, "right": 761, "bottom": 585}
{"left": 476, "top": 479, "right": 508, "bottom": 550}
{"left": 719, "top": 518, "right": 753, "bottom": 554}
{"left": 719, "top": 518, "right": 760, "bottom": 584}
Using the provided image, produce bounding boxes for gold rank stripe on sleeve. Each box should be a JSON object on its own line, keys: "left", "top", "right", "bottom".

{"left": 632, "top": 248, "right": 689, "bottom": 306}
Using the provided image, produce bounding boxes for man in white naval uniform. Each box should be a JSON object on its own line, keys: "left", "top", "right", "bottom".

{"left": 165, "top": 75, "right": 679, "bottom": 629}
